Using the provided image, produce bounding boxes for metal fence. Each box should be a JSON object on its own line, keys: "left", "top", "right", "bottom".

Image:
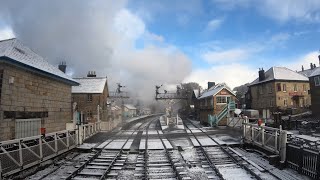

{"left": 286, "top": 143, "right": 320, "bottom": 179}
{"left": 0, "top": 130, "right": 77, "bottom": 178}
{"left": 243, "top": 121, "right": 287, "bottom": 162}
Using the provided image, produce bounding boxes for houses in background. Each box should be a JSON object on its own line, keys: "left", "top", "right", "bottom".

{"left": 246, "top": 67, "right": 310, "bottom": 118}
{"left": 0, "top": 38, "right": 79, "bottom": 141}
{"left": 123, "top": 104, "right": 137, "bottom": 117}
{"left": 72, "top": 72, "right": 109, "bottom": 123}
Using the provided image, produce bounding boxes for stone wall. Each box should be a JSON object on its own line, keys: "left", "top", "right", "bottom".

{"left": 72, "top": 82, "right": 108, "bottom": 123}
{"left": 310, "top": 76, "right": 320, "bottom": 116}
{"left": 250, "top": 81, "right": 310, "bottom": 115}
{"left": 0, "top": 62, "right": 72, "bottom": 141}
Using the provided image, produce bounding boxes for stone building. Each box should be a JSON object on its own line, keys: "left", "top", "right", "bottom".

{"left": 248, "top": 67, "right": 310, "bottom": 118}
{"left": 0, "top": 38, "right": 79, "bottom": 141}
{"left": 198, "top": 83, "right": 237, "bottom": 126}
{"left": 123, "top": 104, "right": 137, "bottom": 118}
{"left": 309, "top": 65, "right": 320, "bottom": 116}
{"left": 72, "top": 72, "right": 109, "bottom": 123}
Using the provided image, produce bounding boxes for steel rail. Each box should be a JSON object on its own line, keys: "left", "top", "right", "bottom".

{"left": 65, "top": 116, "right": 159, "bottom": 180}
{"left": 185, "top": 119, "right": 265, "bottom": 180}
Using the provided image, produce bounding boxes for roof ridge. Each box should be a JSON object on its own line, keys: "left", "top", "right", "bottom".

{"left": 73, "top": 77, "right": 107, "bottom": 79}
{"left": 0, "top": 38, "right": 16, "bottom": 43}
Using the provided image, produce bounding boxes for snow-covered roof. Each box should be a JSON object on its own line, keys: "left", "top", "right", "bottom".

{"left": 72, "top": 77, "right": 107, "bottom": 94}
{"left": 310, "top": 67, "right": 320, "bottom": 77}
{"left": 298, "top": 67, "right": 320, "bottom": 77}
{"left": 250, "top": 67, "right": 309, "bottom": 86}
{"left": 111, "top": 105, "right": 121, "bottom": 111}
{"left": 124, "top": 104, "right": 137, "bottom": 110}
{"left": 198, "top": 83, "right": 235, "bottom": 99}
{"left": 0, "top": 38, "right": 78, "bottom": 85}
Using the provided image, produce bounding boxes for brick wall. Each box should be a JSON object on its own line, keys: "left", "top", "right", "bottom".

{"left": 0, "top": 62, "right": 72, "bottom": 141}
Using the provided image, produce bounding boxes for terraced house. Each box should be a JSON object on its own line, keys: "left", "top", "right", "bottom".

{"left": 248, "top": 67, "right": 310, "bottom": 118}
{"left": 309, "top": 67, "right": 320, "bottom": 116}
{"left": 0, "top": 38, "right": 79, "bottom": 140}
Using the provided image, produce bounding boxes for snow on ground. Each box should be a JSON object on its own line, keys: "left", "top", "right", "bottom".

{"left": 217, "top": 164, "right": 254, "bottom": 180}
{"left": 163, "top": 139, "right": 173, "bottom": 149}
{"left": 139, "top": 139, "right": 146, "bottom": 149}
{"left": 105, "top": 139, "right": 127, "bottom": 149}
{"left": 181, "top": 147, "right": 198, "bottom": 162}
{"left": 147, "top": 139, "right": 164, "bottom": 149}
{"left": 77, "top": 143, "right": 97, "bottom": 150}
{"left": 209, "top": 134, "right": 241, "bottom": 145}
{"left": 170, "top": 138, "right": 193, "bottom": 147}
{"left": 197, "top": 136, "right": 217, "bottom": 146}
{"left": 123, "top": 139, "right": 133, "bottom": 149}
{"left": 189, "top": 136, "right": 200, "bottom": 146}
{"left": 188, "top": 166, "right": 210, "bottom": 180}
{"left": 96, "top": 139, "right": 112, "bottom": 149}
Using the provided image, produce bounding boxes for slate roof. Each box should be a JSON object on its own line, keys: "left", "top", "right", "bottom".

{"left": 0, "top": 38, "right": 78, "bottom": 85}
{"left": 124, "top": 104, "right": 137, "bottom": 110}
{"left": 310, "top": 67, "right": 320, "bottom": 77}
{"left": 250, "top": 67, "right": 309, "bottom": 86}
{"left": 198, "top": 83, "right": 235, "bottom": 99}
{"left": 72, "top": 77, "right": 107, "bottom": 94}
{"left": 298, "top": 67, "right": 319, "bottom": 77}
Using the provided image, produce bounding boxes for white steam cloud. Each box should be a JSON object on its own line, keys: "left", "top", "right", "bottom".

{"left": 0, "top": 0, "right": 192, "bottom": 106}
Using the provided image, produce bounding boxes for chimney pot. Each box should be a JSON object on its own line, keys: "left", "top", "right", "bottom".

{"left": 302, "top": 65, "right": 304, "bottom": 71}
{"left": 87, "top": 71, "right": 97, "bottom": 77}
{"left": 58, "top": 61, "right": 66, "bottom": 73}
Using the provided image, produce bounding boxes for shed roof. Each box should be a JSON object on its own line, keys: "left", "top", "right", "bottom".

{"left": 250, "top": 67, "right": 308, "bottom": 86}
{"left": 198, "top": 83, "right": 235, "bottom": 99}
{"left": 124, "top": 104, "right": 137, "bottom": 110}
{"left": 0, "top": 38, "right": 78, "bottom": 85}
{"left": 72, "top": 77, "right": 107, "bottom": 94}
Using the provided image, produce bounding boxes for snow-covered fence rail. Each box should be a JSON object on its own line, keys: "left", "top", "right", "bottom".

{"left": 243, "top": 121, "right": 287, "bottom": 163}
{"left": 0, "top": 130, "right": 76, "bottom": 178}
{"left": 81, "top": 122, "right": 100, "bottom": 141}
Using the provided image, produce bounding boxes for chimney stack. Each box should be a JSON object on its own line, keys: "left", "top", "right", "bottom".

{"left": 258, "top": 68, "right": 265, "bottom": 81}
{"left": 302, "top": 65, "right": 304, "bottom": 71}
{"left": 310, "top": 63, "right": 314, "bottom": 69}
{"left": 58, "top": 61, "right": 66, "bottom": 73}
{"left": 208, "top": 82, "right": 215, "bottom": 89}
{"left": 314, "top": 64, "right": 317, "bottom": 69}
{"left": 87, "top": 71, "right": 97, "bottom": 77}
{"left": 318, "top": 55, "right": 320, "bottom": 66}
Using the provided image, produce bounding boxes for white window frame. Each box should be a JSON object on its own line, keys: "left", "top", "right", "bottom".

{"left": 303, "top": 84, "right": 307, "bottom": 92}
{"left": 283, "top": 84, "right": 287, "bottom": 92}
{"left": 294, "top": 84, "right": 297, "bottom": 92}
{"left": 284, "top": 99, "right": 288, "bottom": 106}
{"left": 216, "top": 95, "right": 231, "bottom": 104}
{"left": 315, "top": 76, "right": 320, "bottom": 86}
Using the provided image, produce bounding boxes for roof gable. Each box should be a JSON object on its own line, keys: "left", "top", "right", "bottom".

{"left": 198, "top": 83, "right": 235, "bottom": 99}
{"left": 124, "top": 104, "right": 137, "bottom": 110}
{"left": 0, "top": 38, "right": 78, "bottom": 85}
{"left": 72, "top": 77, "right": 107, "bottom": 94}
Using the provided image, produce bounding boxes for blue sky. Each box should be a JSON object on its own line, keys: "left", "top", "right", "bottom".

{"left": 1, "top": 0, "right": 320, "bottom": 89}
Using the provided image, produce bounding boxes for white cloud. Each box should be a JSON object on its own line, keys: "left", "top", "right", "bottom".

{"left": 183, "top": 63, "right": 256, "bottom": 89}
{"left": 114, "top": 9, "right": 146, "bottom": 40}
{"left": 202, "top": 48, "right": 250, "bottom": 63}
{"left": 270, "top": 33, "right": 290, "bottom": 42}
{"left": 212, "top": 0, "right": 320, "bottom": 22}
{"left": 0, "top": 27, "right": 14, "bottom": 40}
{"left": 205, "top": 18, "right": 224, "bottom": 32}
{"left": 286, "top": 51, "right": 320, "bottom": 71}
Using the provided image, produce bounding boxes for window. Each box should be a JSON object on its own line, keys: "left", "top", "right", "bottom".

{"left": 315, "top": 76, "right": 320, "bottom": 86}
{"left": 283, "top": 84, "right": 287, "bottom": 92}
{"left": 259, "top": 86, "right": 263, "bottom": 94}
{"left": 87, "top": 110, "right": 92, "bottom": 118}
{"left": 277, "top": 83, "right": 281, "bottom": 91}
{"left": 87, "top": 94, "right": 93, "bottom": 102}
{"left": 294, "top": 84, "right": 297, "bottom": 92}
{"left": 270, "top": 99, "right": 274, "bottom": 107}
{"left": 303, "top": 84, "right": 307, "bottom": 92}
{"left": 216, "top": 96, "right": 228, "bottom": 104}
{"left": 284, "top": 99, "right": 288, "bottom": 106}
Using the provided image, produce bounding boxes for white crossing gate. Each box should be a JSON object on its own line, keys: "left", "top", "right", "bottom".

{"left": 15, "top": 118, "right": 41, "bottom": 139}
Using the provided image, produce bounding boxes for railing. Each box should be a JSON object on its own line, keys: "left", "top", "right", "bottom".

{"left": 243, "top": 121, "right": 287, "bottom": 162}
{"left": 81, "top": 122, "right": 101, "bottom": 141}
{"left": 286, "top": 143, "right": 320, "bottom": 179}
{"left": 0, "top": 130, "right": 77, "bottom": 178}
{"left": 208, "top": 104, "right": 228, "bottom": 126}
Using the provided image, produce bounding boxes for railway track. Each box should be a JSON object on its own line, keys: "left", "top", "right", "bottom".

{"left": 184, "top": 119, "right": 268, "bottom": 180}
{"left": 65, "top": 116, "right": 159, "bottom": 180}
